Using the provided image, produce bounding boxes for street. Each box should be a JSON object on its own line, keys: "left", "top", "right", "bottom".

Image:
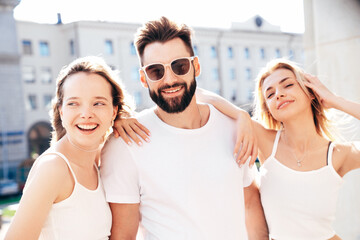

{"left": 0, "top": 201, "right": 19, "bottom": 239}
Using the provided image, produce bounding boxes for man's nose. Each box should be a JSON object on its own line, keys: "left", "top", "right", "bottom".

{"left": 162, "top": 65, "right": 178, "bottom": 85}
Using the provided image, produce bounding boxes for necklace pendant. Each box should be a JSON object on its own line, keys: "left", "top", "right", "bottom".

{"left": 297, "top": 160, "right": 302, "bottom": 167}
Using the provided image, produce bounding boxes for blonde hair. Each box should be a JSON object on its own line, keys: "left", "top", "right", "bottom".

{"left": 50, "top": 56, "right": 133, "bottom": 145}
{"left": 254, "top": 58, "right": 335, "bottom": 140}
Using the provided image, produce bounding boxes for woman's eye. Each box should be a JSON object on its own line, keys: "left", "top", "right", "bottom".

{"left": 267, "top": 93, "right": 274, "bottom": 99}
{"left": 67, "top": 102, "right": 77, "bottom": 106}
{"left": 94, "top": 102, "right": 105, "bottom": 106}
{"left": 285, "top": 84, "right": 294, "bottom": 88}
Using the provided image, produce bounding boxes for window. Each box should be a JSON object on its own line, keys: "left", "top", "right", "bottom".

{"left": 43, "top": 95, "right": 53, "bottom": 109}
{"left": 260, "top": 48, "right": 265, "bottom": 59}
{"left": 130, "top": 42, "right": 137, "bottom": 55}
{"left": 248, "top": 88, "right": 254, "bottom": 101}
{"left": 131, "top": 66, "right": 139, "bottom": 81}
{"left": 229, "top": 68, "right": 236, "bottom": 80}
{"left": 275, "top": 48, "right": 281, "bottom": 58}
{"left": 245, "top": 68, "right": 252, "bottom": 81}
{"left": 231, "top": 89, "right": 237, "bottom": 102}
{"left": 212, "top": 68, "right": 219, "bottom": 81}
{"left": 27, "top": 95, "right": 37, "bottom": 110}
{"left": 70, "top": 40, "right": 75, "bottom": 56}
{"left": 244, "top": 47, "right": 250, "bottom": 59}
{"left": 228, "top": 47, "right": 233, "bottom": 59}
{"left": 193, "top": 45, "right": 199, "bottom": 56}
{"left": 105, "top": 40, "right": 114, "bottom": 55}
{"left": 134, "top": 91, "right": 142, "bottom": 106}
{"left": 40, "top": 67, "right": 52, "bottom": 84}
{"left": 22, "top": 66, "right": 36, "bottom": 83}
{"left": 22, "top": 40, "right": 32, "bottom": 55}
{"left": 289, "top": 49, "right": 295, "bottom": 60}
{"left": 210, "top": 46, "right": 217, "bottom": 58}
{"left": 39, "top": 41, "right": 50, "bottom": 56}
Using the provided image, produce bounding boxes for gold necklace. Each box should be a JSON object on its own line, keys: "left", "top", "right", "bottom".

{"left": 284, "top": 131, "right": 308, "bottom": 167}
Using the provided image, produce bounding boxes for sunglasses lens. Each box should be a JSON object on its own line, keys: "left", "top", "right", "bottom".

{"left": 145, "top": 64, "right": 165, "bottom": 81}
{"left": 171, "top": 58, "right": 191, "bottom": 76}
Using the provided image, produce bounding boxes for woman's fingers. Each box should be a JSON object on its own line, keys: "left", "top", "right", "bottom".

{"left": 123, "top": 124, "right": 143, "bottom": 146}
{"left": 233, "top": 135, "right": 244, "bottom": 160}
{"left": 113, "top": 118, "right": 151, "bottom": 146}
{"left": 117, "top": 126, "right": 132, "bottom": 145}
{"left": 135, "top": 122, "right": 151, "bottom": 138}
{"left": 131, "top": 123, "right": 150, "bottom": 143}
{"left": 249, "top": 140, "right": 258, "bottom": 168}
{"left": 234, "top": 136, "right": 258, "bottom": 168}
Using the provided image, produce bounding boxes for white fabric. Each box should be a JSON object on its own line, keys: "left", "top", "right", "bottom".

{"left": 32, "top": 152, "right": 112, "bottom": 240}
{"left": 259, "top": 130, "right": 344, "bottom": 240}
{"left": 101, "top": 105, "right": 255, "bottom": 240}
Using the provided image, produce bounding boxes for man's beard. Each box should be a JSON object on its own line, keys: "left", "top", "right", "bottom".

{"left": 149, "top": 77, "right": 197, "bottom": 113}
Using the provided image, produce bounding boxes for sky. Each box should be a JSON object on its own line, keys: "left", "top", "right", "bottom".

{"left": 13, "top": 0, "right": 305, "bottom": 33}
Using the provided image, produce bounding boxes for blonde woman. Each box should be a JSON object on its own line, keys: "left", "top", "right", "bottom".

{"left": 196, "top": 59, "right": 360, "bottom": 240}
{"left": 6, "top": 56, "right": 132, "bottom": 240}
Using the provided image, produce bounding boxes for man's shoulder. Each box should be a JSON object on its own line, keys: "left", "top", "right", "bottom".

{"left": 135, "top": 107, "right": 156, "bottom": 123}
{"left": 103, "top": 134, "right": 129, "bottom": 153}
{"left": 209, "top": 104, "right": 236, "bottom": 124}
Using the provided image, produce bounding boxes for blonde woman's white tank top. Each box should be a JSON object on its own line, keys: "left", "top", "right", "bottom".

{"left": 259, "top": 131, "right": 343, "bottom": 240}
{"left": 35, "top": 152, "right": 112, "bottom": 240}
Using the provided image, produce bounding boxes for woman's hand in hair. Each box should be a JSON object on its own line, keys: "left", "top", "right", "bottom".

{"left": 113, "top": 114, "right": 151, "bottom": 146}
{"left": 303, "top": 73, "right": 338, "bottom": 109}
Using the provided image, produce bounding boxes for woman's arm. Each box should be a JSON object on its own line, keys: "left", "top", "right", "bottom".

{"left": 196, "top": 88, "right": 263, "bottom": 167}
{"left": 304, "top": 73, "right": 360, "bottom": 120}
{"left": 5, "top": 157, "right": 68, "bottom": 240}
{"left": 338, "top": 142, "right": 360, "bottom": 176}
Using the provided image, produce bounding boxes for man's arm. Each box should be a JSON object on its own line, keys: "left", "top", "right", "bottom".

{"left": 244, "top": 181, "right": 269, "bottom": 240}
{"left": 109, "top": 203, "right": 140, "bottom": 240}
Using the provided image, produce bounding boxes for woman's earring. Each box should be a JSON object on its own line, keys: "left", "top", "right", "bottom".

{"left": 111, "top": 119, "right": 114, "bottom": 126}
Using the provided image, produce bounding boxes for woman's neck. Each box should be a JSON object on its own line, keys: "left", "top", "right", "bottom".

{"left": 282, "top": 119, "right": 324, "bottom": 151}
{"left": 55, "top": 135, "right": 100, "bottom": 170}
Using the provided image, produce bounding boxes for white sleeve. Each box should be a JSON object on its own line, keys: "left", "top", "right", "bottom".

{"left": 242, "top": 158, "right": 257, "bottom": 187}
{"left": 100, "top": 135, "right": 140, "bottom": 204}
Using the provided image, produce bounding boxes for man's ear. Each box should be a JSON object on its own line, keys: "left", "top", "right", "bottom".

{"left": 140, "top": 70, "right": 149, "bottom": 88}
{"left": 193, "top": 57, "right": 201, "bottom": 77}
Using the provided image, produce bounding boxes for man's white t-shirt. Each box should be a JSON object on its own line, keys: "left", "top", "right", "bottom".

{"left": 101, "top": 105, "right": 255, "bottom": 240}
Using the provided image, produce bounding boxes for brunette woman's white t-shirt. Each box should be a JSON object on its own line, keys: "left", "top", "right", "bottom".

{"left": 101, "top": 105, "right": 255, "bottom": 240}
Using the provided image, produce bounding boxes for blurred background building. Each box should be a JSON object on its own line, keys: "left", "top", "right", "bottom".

{"left": 1, "top": 7, "right": 303, "bottom": 175}
{"left": 303, "top": 0, "right": 360, "bottom": 238}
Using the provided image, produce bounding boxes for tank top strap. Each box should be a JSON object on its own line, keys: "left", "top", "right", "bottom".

{"left": 41, "top": 151, "right": 78, "bottom": 183}
{"left": 326, "top": 141, "right": 334, "bottom": 166}
{"left": 270, "top": 130, "right": 282, "bottom": 158}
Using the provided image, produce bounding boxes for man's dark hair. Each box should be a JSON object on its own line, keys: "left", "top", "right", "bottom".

{"left": 134, "top": 16, "right": 195, "bottom": 65}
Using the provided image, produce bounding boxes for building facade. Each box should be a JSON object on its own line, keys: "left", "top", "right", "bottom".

{"left": 0, "top": 0, "right": 27, "bottom": 180}
{"left": 2, "top": 14, "right": 303, "bottom": 177}
{"left": 303, "top": 0, "right": 360, "bottom": 237}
